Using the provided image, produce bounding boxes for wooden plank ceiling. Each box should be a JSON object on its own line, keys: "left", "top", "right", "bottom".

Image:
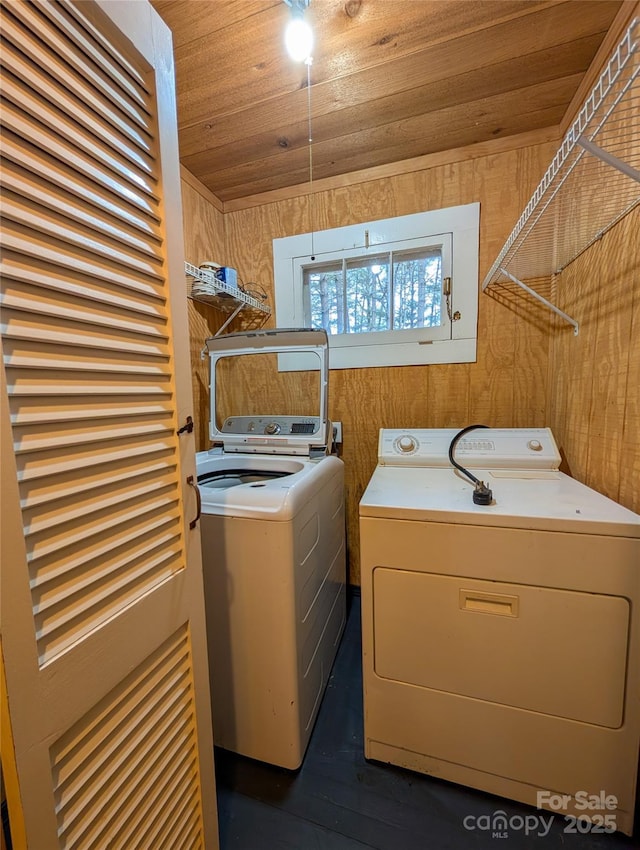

{"left": 151, "top": 0, "right": 624, "bottom": 204}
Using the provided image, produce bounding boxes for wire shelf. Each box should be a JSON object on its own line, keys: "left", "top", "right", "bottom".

{"left": 185, "top": 262, "right": 271, "bottom": 314}
{"left": 482, "top": 18, "right": 639, "bottom": 302}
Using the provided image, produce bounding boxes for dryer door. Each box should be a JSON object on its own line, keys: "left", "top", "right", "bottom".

{"left": 373, "top": 567, "right": 629, "bottom": 727}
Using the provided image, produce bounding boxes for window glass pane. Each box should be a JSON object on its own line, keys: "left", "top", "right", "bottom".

{"left": 305, "top": 249, "right": 444, "bottom": 335}
{"left": 393, "top": 248, "right": 442, "bottom": 329}
{"left": 305, "top": 264, "right": 344, "bottom": 334}
{"left": 345, "top": 255, "right": 390, "bottom": 333}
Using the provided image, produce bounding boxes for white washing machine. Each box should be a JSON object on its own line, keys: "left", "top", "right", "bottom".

{"left": 359, "top": 427, "right": 640, "bottom": 835}
{"left": 197, "top": 329, "right": 346, "bottom": 769}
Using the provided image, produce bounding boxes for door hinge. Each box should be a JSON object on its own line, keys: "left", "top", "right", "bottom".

{"left": 177, "top": 416, "right": 194, "bottom": 435}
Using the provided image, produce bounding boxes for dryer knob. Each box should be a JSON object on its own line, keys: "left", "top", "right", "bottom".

{"left": 264, "top": 421, "right": 281, "bottom": 435}
{"left": 528, "top": 439, "right": 543, "bottom": 451}
{"left": 398, "top": 435, "right": 416, "bottom": 453}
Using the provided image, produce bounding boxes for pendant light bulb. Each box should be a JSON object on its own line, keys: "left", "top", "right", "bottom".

{"left": 285, "top": 15, "right": 313, "bottom": 62}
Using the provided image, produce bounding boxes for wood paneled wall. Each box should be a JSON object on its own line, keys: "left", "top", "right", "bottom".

{"left": 181, "top": 143, "right": 638, "bottom": 584}
{"left": 181, "top": 176, "right": 227, "bottom": 450}
{"left": 546, "top": 207, "right": 639, "bottom": 514}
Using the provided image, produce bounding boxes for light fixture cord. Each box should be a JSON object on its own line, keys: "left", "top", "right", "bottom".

{"left": 306, "top": 57, "right": 315, "bottom": 258}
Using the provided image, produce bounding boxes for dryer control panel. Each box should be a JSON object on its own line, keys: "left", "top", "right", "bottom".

{"left": 378, "top": 428, "right": 561, "bottom": 469}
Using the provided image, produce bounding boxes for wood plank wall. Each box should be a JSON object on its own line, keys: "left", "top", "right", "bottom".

{"left": 546, "top": 206, "right": 639, "bottom": 514}
{"left": 181, "top": 177, "right": 227, "bottom": 450}
{"left": 182, "top": 139, "right": 566, "bottom": 583}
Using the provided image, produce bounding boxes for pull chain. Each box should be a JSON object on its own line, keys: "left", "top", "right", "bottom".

{"left": 306, "top": 57, "right": 315, "bottom": 259}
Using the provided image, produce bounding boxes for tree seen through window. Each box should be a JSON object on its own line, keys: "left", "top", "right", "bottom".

{"left": 304, "top": 248, "right": 443, "bottom": 334}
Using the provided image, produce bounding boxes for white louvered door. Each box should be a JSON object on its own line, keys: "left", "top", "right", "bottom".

{"left": 0, "top": 1, "right": 219, "bottom": 847}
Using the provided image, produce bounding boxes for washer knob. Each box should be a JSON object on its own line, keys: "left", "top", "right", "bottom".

{"left": 397, "top": 435, "right": 416, "bottom": 453}
{"left": 264, "top": 422, "right": 281, "bottom": 435}
{"left": 528, "top": 439, "right": 543, "bottom": 451}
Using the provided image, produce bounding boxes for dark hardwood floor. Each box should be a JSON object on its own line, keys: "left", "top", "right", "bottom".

{"left": 214, "top": 596, "right": 639, "bottom": 849}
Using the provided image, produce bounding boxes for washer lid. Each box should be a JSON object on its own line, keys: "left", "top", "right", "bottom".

{"left": 205, "top": 328, "right": 330, "bottom": 455}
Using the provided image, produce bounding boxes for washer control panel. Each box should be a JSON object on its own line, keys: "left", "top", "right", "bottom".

{"left": 379, "top": 428, "right": 561, "bottom": 469}
{"left": 222, "top": 416, "right": 320, "bottom": 436}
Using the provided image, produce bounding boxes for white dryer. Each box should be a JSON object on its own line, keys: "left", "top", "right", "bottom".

{"left": 359, "top": 427, "right": 640, "bottom": 835}
{"left": 197, "top": 329, "right": 346, "bottom": 769}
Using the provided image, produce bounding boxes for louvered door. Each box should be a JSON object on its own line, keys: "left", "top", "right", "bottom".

{"left": 0, "top": 1, "right": 219, "bottom": 847}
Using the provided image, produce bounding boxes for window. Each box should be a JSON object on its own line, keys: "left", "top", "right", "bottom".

{"left": 273, "top": 203, "right": 480, "bottom": 369}
{"left": 305, "top": 246, "right": 445, "bottom": 334}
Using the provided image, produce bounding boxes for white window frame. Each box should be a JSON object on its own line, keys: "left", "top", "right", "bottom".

{"left": 273, "top": 203, "right": 480, "bottom": 369}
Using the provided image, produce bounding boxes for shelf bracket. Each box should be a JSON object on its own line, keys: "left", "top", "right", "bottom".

{"left": 577, "top": 136, "right": 640, "bottom": 183}
{"left": 214, "top": 303, "right": 245, "bottom": 336}
{"left": 499, "top": 268, "right": 579, "bottom": 336}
